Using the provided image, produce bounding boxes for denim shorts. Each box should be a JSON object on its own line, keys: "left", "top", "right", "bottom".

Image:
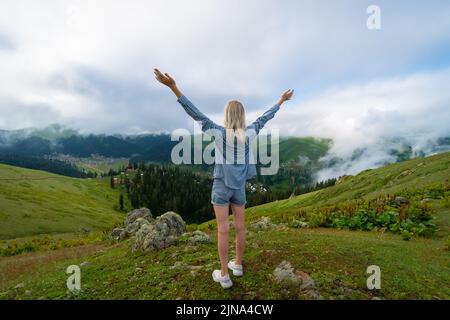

{"left": 211, "top": 178, "right": 246, "bottom": 206}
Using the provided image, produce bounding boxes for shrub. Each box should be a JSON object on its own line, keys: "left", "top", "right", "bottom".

{"left": 401, "top": 230, "right": 413, "bottom": 241}
{"left": 440, "top": 196, "right": 450, "bottom": 209}
{"left": 307, "top": 211, "right": 329, "bottom": 228}
{"left": 302, "top": 194, "right": 437, "bottom": 238}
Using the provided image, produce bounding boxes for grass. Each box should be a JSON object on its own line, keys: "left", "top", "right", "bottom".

{"left": 0, "top": 152, "right": 448, "bottom": 300}
{"left": 73, "top": 157, "right": 129, "bottom": 175}
{"left": 1, "top": 209, "right": 449, "bottom": 299}
{"left": 200, "top": 151, "right": 450, "bottom": 228}
{"left": 0, "top": 164, "right": 123, "bottom": 239}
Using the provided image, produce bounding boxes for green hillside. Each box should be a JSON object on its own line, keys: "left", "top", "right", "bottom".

{"left": 0, "top": 152, "right": 449, "bottom": 300}
{"left": 1, "top": 205, "right": 449, "bottom": 300}
{"left": 0, "top": 164, "right": 122, "bottom": 239}
{"left": 278, "top": 136, "right": 331, "bottom": 164}
{"left": 203, "top": 151, "right": 450, "bottom": 227}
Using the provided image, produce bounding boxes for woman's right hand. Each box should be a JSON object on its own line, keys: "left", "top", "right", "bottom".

{"left": 154, "top": 68, "right": 176, "bottom": 88}
{"left": 154, "top": 68, "right": 183, "bottom": 98}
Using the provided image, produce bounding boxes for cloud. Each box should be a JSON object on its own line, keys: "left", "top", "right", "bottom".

{"left": 266, "top": 69, "right": 450, "bottom": 179}
{"left": 0, "top": 34, "right": 14, "bottom": 50}
{"left": 0, "top": 0, "right": 449, "bottom": 177}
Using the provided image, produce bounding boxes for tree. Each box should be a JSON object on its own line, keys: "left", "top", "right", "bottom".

{"left": 119, "top": 194, "right": 124, "bottom": 211}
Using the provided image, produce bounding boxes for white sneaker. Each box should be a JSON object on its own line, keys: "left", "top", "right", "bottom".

{"left": 228, "top": 260, "right": 244, "bottom": 276}
{"left": 212, "top": 270, "right": 233, "bottom": 289}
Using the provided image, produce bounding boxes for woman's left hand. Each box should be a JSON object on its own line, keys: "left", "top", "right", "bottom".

{"left": 278, "top": 89, "right": 294, "bottom": 105}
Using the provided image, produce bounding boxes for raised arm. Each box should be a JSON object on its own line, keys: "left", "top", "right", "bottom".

{"left": 154, "top": 68, "right": 183, "bottom": 98}
{"left": 154, "top": 68, "right": 221, "bottom": 132}
{"left": 249, "top": 89, "right": 294, "bottom": 134}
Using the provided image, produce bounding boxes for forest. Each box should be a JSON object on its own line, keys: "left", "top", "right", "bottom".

{"left": 111, "top": 162, "right": 336, "bottom": 223}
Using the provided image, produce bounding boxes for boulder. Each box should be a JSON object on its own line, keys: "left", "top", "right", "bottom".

{"left": 132, "top": 211, "right": 186, "bottom": 252}
{"left": 156, "top": 211, "right": 186, "bottom": 236}
{"left": 290, "top": 219, "right": 309, "bottom": 228}
{"left": 182, "top": 230, "right": 212, "bottom": 244}
{"left": 126, "top": 217, "right": 151, "bottom": 236}
{"left": 273, "top": 261, "right": 298, "bottom": 284}
{"left": 110, "top": 227, "right": 127, "bottom": 240}
{"left": 394, "top": 196, "right": 410, "bottom": 206}
{"left": 125, "top": 208, "right": 152, "bottom": 226}
{"left": 251, "top": 217, "right": 276, "bottom": 231}
{"left": 273, "top": 261, "right": 322, "bottom": 300}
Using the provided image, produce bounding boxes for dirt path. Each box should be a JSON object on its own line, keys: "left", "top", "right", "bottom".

{"left": 0, "top": 243, "right": 107, "bottom": 290}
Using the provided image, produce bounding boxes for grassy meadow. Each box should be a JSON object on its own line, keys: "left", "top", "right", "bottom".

{"left": 0, "top": 164, "right": 123, "bottom": 240}
{"left": 0, "top": 152, "right": 449, "bottom": 299}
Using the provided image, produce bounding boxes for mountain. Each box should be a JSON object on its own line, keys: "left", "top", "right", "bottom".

{"left": 0, "top": 124, "right": 449, "bottom": 206}
{"left": 0, "top": 151, "right": 448, "bottom": 299}
{"left": 0, "top": 124, "right": 77, "bottom": 144}
{"left": 3, "top": 125, "right": 448, "bottom": 165}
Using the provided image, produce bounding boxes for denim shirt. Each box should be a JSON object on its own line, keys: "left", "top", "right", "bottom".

{"left": 177, "top": 95, "right": 280, "bottom": 189}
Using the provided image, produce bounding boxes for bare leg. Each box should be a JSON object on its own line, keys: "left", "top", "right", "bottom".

{"left": 213, "top": 205, "right": 230, "bottom": 276}
{"left": 231, "top": 204, "right": 246, "bottom": 265}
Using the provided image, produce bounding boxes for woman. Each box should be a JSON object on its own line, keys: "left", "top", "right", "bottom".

{"left": 154, "top": 68, "right": 293, "bottom": 289}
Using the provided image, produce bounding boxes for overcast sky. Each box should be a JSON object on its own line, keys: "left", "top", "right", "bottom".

{"left": 1, "top": 0, "right": 449, "bottom": 176}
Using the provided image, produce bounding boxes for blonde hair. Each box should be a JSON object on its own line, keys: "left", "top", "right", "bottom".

{"left": 224, "top": 100, "right": 246, "bottom": 144}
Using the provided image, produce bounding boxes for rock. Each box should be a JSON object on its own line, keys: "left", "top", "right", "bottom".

{"left": 394, "top": 196, "right": 410, "bottom": 205}
{"left": 184, "top": 245, "right": 197, "bottom": 252}
{"left": 111, "top": 208, "right": 154, "bottom": 241}
{"left": 80, "top": 261, "right": 90, "bottom": 267}
{"left": 304, "top": 289, "right": 323, "bottom": 300}
{"left": 132, "top": 211, "right": 186, "bottom": 252}
{"left": 110, "top": 227, "right": 127, "bottom": 240}
{"left": 290, "top": 219, "right": 309, "bottom": 228}
{"left": 125, "top": 208, "right": 152, "bottom": 226}
{"left": 421, "top": 198, "right": 433, "bottom": 204}
{"left": 188, "top": 265, "right": 203, "bottom": 270}
{"left": 371, "top": 297, "right": 382, "bottom": 300}
{"left": 273, "top": 261, "right": 322, "bottom": 300}
{"left": 14, "top": 283, "right": 25, "bottom": 289}
{"left": 251, "top": 217, "right": 276, "bottom": 231}
{"left": 157, "top": 211, "right": 186, "bottom": 236}
{"left": 295, "top": 270, "right": 316, "bottom": 290}
{"left": 80, "top": 227, "right": 91, "bottom": 234}
{"left": 126, "top": 217, "right": 151, "bottom": 236}
{"left": 170, "top": 261, "right": 187, "bottom": 269}
{"left": 273, "top": 261, "right": 299, "bottom": 283}
{"left": 25, "top": 290, "right": 32, "bottom": 296}
{"left": 182, "top": 230, "right": 212, "bottom": 244}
